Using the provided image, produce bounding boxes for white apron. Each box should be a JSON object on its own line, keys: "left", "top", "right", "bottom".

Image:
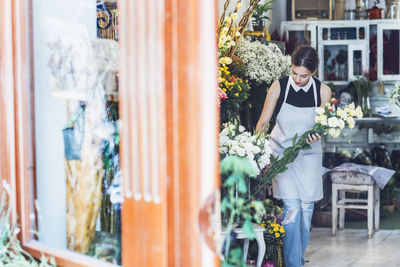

{"left": 270, "top": 77, "right": 323, "bottom": 201}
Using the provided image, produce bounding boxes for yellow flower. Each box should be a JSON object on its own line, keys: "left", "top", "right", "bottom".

{"left": 235, "top": 93, "right": 239, "bottom": 97}
{"left": 230, "top": 13, "right": 238, "bottom": 21}
{"left": 219, "top": 57, "right": 226, "bottom": 65}
{"left": 268, "top": 229, "right": 273, "bottom": 234}
{"left": 235, "top": 31, "right": 241, "bottom": 37}
{"left": 236, "top": 2, "right": 243, "bottom": 9}
{"left": 224, "top": 16, "right": 232, "bottom": 24}
{"left": 260, "top": 223, "right": 266, "bottom": 228}
{"left": 279, "top": 226, "right": 285, "bottom": 233}
{"left": 275, "top": 232, "right": 280, "bottom": 238}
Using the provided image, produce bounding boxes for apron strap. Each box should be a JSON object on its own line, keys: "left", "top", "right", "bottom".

{"left": 284, "top": 76, "right": 291, "bottom": 103}
{"left": 312, "top": 77, "right": 318, "bottom": 107}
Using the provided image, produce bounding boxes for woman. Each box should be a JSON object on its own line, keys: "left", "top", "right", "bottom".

{"left": 256, "top": 46, "right": 331, "bottom": 267}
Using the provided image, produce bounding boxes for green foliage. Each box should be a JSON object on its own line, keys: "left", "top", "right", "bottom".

{"left": 0, "top": 188, "right": 56, "bottom": 267}
{"left": 220, "top": 156, "right": 260, "bottom": 266}
{"left": 252, "top": 0, "right": 275, "bottom": 21}
{"left": 352, "top": 76, "right": 373, "bottom": 99}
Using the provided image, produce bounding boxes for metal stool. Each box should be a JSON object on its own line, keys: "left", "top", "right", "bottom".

{"left": 331, "top": 171, "right": 380, "bottom": 238}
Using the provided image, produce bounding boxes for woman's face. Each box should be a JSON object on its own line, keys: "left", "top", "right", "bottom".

{"left": 290, "top": 64, "right": 313, "bottom": 87}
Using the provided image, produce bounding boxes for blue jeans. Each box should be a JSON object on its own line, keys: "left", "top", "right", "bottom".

{"left": 282, "top": 199, "right": 314, "bottom": 267}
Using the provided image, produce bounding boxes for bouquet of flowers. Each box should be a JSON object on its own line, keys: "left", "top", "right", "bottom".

{"left": 389, "top": 83, "right": 400, "bottom": 107}
{"left": 234, "top": 38, "right": 291, "bottom": 86}
{"left": 219, "top": 121, "right": 272, "bottom": 176}
{"left": 261, "top": 217, "right": 285, "bottom": 243}
{"left": 252, "top": 99, "right": 363, "bottom": 197}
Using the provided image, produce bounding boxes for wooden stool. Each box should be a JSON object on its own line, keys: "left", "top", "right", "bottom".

{"left": 331, "top": 171, "right": 380, "bottom": 238}
{"left": 221, "top": 224, "right": 266, "bottom": 267}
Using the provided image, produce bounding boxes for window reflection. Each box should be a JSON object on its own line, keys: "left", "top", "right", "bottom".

{"left": 34, "top": 0, "right": 121, "bottom": 264}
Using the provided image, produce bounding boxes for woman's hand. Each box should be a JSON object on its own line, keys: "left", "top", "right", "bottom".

{"left": 306, "top": 133, "right": 321, "bottom": 144}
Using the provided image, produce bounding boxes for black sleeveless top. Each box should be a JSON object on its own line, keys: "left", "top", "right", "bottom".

{"left": 272, "top": 76, "right": 322, "bottom": 118}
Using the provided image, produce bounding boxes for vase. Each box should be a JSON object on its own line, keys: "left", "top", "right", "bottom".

{"left": 361, "top": 96, "right": 371, "bottom": 117}
{"left": 252, "top": 19, "right": 265, "bottom": 32}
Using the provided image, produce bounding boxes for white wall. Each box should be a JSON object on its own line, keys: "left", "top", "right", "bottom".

{"left": 33, "top": 0, "right": 96, "bottom": 249}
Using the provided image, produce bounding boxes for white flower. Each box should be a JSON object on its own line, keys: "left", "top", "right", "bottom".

{"left": 334, "top": 129, "right": 341, "bottom": 138}
{"left": 337, "top": 119, "right": 345, "bottom": 130}
{"left": 347, "top": 117, "right": 355, "bottom": 129}
{"left": 354, "top": 106, "right": 363, "bottom": 119}
{"left": 234, "top": 39, "right": 291, "bottom": 85}
{"left": 328, "top": 128, "right": 340, "bottom": 138}
{"left": 328, "top": 117, "right": 338, "bottom": 128}
{"left": 318, "top": 114, "right": 328, "bottom": 126}
{"left": 264, "top": 145, "right": 272, "bottom": 155}
{"left": 219, "top": 147, "right": 228, "bottom": 154}
{"left": 235, "top": 31, "right": 241, "bottom": 37}
{"left": 237, "top": 147, "right": 246, "bottom": 157}
{"left": 219, "top": 135, "right": 230, "bottom": 146}
{"left": 220, "top": 127, "right": 229, "bottom": 137}
{"left": 252, "top": 146, "right": 261, "bottom": 154}
{"left": 236, "top": 2, "right": 243, "bottom": 9}
{"left": 315, "top": 107, "right": 325, "bottom": 115}
{"left": 238, "top": 125, "right": 245, "bottom": 133}
{"left": 336, "top": 108, "right": 348, "bottom": 120}
{"left": 250, "top": 160, "right": 260, "bottom": 175}
{"left": 247, "top": 153, "right": 254, "bottom": 161}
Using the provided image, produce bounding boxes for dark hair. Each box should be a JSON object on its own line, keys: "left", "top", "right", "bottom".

{"left": 291, "top": 45, "right": 319, "bottom": 72}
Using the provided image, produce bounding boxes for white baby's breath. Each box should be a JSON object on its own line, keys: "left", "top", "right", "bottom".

{"left": 219, "top": 122, "right": 272, "bottom": 174}
{"left": 234, "top": 39, "right": 291, "bottom": 85}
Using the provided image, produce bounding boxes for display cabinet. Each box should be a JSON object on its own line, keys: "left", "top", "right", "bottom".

{"left": 317, "top": 21, "right": 369, "bottom": 85}
{"left": 281, "top": 19, "right": 400, "bottom": 84}
{"left": 281, "top": 21, "right": 317, "bottom": 55}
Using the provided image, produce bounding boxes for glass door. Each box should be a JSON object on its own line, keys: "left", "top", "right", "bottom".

{"left": 348, "top": 44, "right": 368, "bottom": 81}
{"left": 377, "top": 24, "right": 400, "bottom": 81}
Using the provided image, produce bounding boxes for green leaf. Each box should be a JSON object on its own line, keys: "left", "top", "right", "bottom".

{"left": 241, "top": 219, "right": 255, "bottom": 240}
{"left": 224, "top": 174, "right": 240, "bottom": 186}
{"left": 222, "top": 262, "right": 236, "bottom": 267}
{"left": 237, "top": 177, "right": 247, "bottom": 194}
{"left": 292, "top": 134, "right": 298, "bottom": 146}
{"left": 229, "top": 248, "right": 243, "bottom": 262}
{"left": 252, "top": 201, "right": 266, "bottom": 214}
{"left": 236, "top": 198, "right": 245, "bottom": 208}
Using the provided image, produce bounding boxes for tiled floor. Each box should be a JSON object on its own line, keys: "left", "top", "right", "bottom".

{"left": 306, "top": 228, "right": 400, "bottom": 267}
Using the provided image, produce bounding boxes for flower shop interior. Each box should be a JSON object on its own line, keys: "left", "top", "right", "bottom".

{"left": 217, "top": 0, "right": 400, "bottom": 266}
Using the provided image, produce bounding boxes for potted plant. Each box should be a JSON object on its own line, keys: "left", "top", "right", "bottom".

{"left": 352, "top": 75, "right": 373, "bottom": 117}
{"left": 252, "top": 0, "right": 275, "bottom": 31}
